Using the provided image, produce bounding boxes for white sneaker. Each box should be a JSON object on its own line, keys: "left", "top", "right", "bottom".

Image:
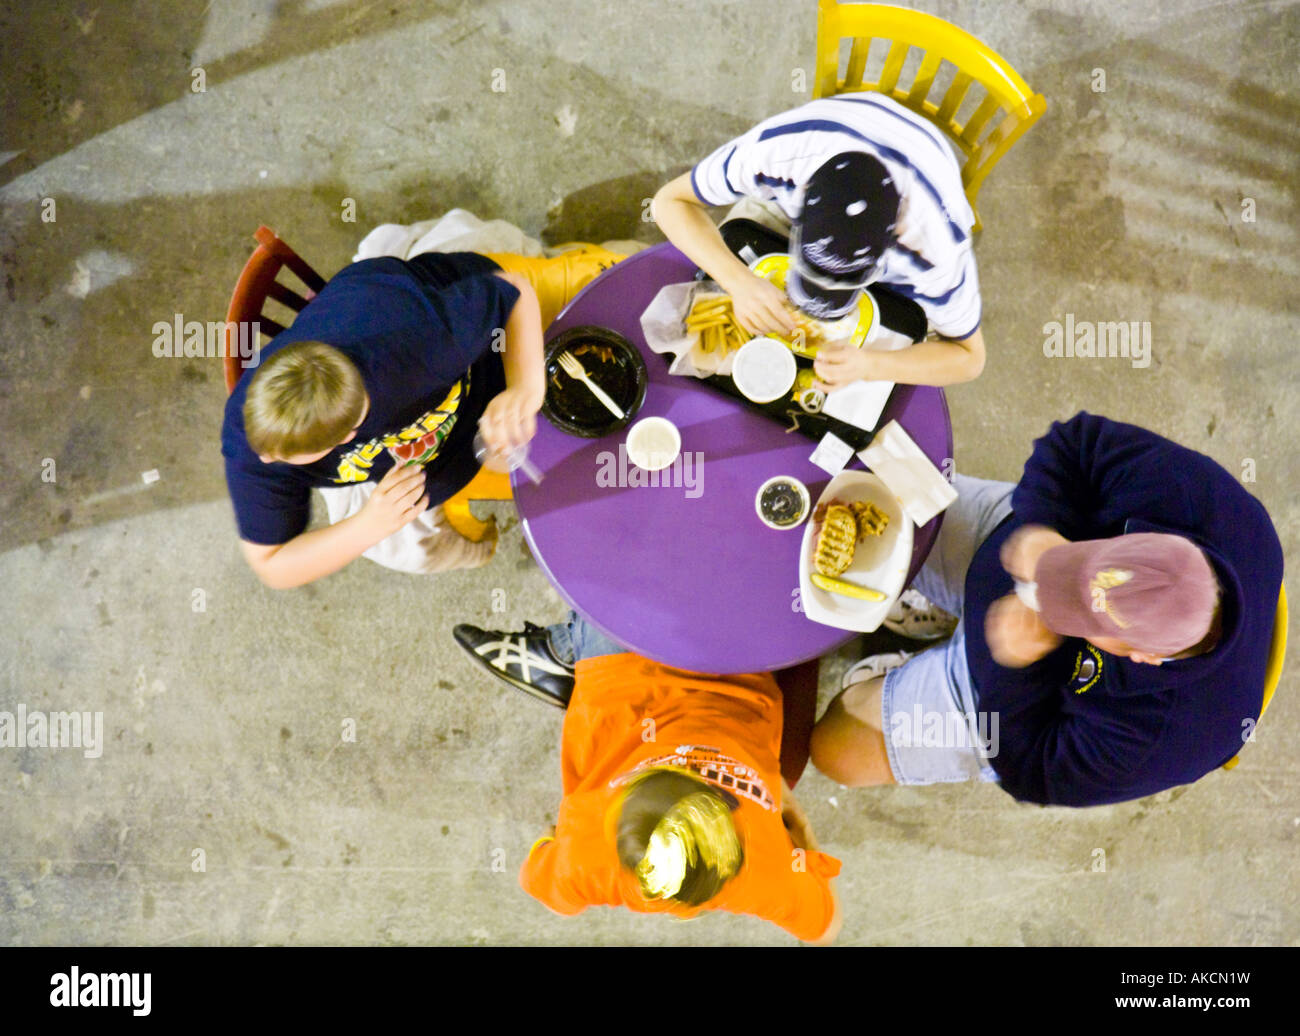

{"left": 842, "top": 650, "right": 914, "bottom": 690}
{"left": 883, "top": 589, "right": 958, "bottom": 641}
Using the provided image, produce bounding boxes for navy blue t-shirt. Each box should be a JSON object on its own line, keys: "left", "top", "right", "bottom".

{"left": 964, "top": 412, "right": 1283, "bottom": 807}
{"left": 221, "top": 252, "right": 519, "bottom": 545}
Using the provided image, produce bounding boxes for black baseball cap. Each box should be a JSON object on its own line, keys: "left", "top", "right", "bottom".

{"left": 786, "top": 152, "right": 900, "bottom": 320}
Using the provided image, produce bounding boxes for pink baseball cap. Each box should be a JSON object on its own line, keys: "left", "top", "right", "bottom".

{"left": 1034, "top": 533, "right": 1219, "bottom": 656}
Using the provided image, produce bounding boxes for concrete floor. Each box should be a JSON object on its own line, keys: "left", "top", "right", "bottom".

{"left": 1, "top": 0, "right": 1296, "bottom": 946}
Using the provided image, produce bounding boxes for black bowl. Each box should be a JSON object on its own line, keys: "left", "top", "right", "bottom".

{"left": 541, "top": 325, "right": 648, "bottom": 438}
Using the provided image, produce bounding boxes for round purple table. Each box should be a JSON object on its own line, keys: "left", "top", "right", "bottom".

{"left": 513, "top": 243, "right": 952, "bottom": 674}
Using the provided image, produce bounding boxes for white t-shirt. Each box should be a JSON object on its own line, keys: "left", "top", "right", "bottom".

{"left": 690, "top": 94, "right": 981, "bottom": 340}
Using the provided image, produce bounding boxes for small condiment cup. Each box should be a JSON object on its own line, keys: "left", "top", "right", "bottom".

{"left": 625, "top": 416, "right": 681, "bottom": 472}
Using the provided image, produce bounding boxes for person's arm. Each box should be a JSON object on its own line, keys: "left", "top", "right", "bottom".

{"left": 477, "top": 271, "right": 545, "bottom": 457}
{"left": 813, "top": 233, "right": 985, "bottom": 388}
{"left": 974, "top": 593, "right": 1168, "bottom": 807}
{"left": 781, "top": 780, "right": 843, "bottom": 946}
{"left": 239, "top": 462, "right": 429, "bottom": 589}
{"left": 812, "top": 325, "right": 985, "bottom": 389}
{"left": 651, "top": 172, "right": 796, "bottom": 336}
{"left": 984, "top": 593, "right": 1064, "bottom": 668}
{"left": 518, "top": 827, "right": 589, "bottom": 917}
{"left": 1009, "top": 412, "right": 1238, "bottom": 542}
{"left": 809, "top": 883, "right": 844, "bottom": 947}
{"left": 982, "top": 684, "right": 1167, "bottom": 807}
{"left": 780, "top": 778, "right": 817, "bottom": 849}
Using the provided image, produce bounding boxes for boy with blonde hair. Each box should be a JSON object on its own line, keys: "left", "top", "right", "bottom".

{"left": 508, "top": 613, "right": 842, "bottom": 943}
{"left": 221, "top": 248, "right": 619, "bottom": 588}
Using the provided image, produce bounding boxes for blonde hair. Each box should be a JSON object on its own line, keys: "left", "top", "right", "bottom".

{"left": 615, "top": 768, "right": 743, "bottom": 906}
{"left": 243, "top": 342, "right": 366, "bottom": 458}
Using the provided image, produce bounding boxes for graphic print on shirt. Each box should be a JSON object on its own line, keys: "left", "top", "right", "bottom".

{"left": 332, "top": 375, "right": 466, "bottom": 483}
{"left": 611, "top": 745, "right": 777, "bottom": 812}
{"left": 1069, "top": 644, "right": 1104, "bottom": 695}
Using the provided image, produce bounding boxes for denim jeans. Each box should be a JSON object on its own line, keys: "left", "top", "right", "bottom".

{"left": 546, "top": 612, "right": 629, "bottom": 665}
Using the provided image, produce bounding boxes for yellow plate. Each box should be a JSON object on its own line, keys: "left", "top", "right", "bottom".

{"left": 750, "top": 253, "right": 877, "bottom": 359}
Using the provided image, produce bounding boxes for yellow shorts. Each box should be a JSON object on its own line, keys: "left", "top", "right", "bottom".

{"left": 483, "top": 245, "right": 625, "bottom": 329}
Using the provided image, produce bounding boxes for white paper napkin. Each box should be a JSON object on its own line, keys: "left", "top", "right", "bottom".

{"left": 809, "top": 431, "right": 855, "bottom": 475}
{"left": 820, "top": 379, "right": 895, "bottom": 432}
{"left": 858, "top": 420, "right": 957, "bottom": 527}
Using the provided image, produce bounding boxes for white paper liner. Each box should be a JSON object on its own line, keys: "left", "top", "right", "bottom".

{"left": 639, "top": 281, "right": 742, "bottom": 379}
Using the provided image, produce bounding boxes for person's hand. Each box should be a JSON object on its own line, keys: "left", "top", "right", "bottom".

{"left": 782, "top": 801, "right": 814, "bottom": 851}
{"left": 985, "top": 593, "right": 1063, "bottom": 668}
{"left": 999, "top": 524, "right": 1069, "bottom": 583}
{"left": 479, "top": 386, "right": 541, "bottom": 457}
{"left": 781, "top": 780, "right": 817, "bottom": 851}
{"left": 813, "top": 340, "right": 876, "bottom": 392}
{"left": 356, "top": 460, "right": 429, "bottom": 539}
{"left": 725, "top": 273, "right": 798, "bottom": 336}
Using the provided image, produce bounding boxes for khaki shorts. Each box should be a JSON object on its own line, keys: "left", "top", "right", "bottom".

{"left": 317, "top": 483, "right": 495, "bottom": 574}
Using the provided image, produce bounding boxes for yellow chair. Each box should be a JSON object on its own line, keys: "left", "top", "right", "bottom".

{"left": 813, "top": 0, "right": 1047, "bottom": 232}
{"left": 441, "top": 245, "right": 627, "bottom": 543}
{"left": 441, "top": 465, "right": 513, "bottom": 543}
{"left": 1223, "top": 584, "right": 1288, "bottom": 770}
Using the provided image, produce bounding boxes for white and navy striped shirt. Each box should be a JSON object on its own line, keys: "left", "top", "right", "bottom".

{"left": 691, "top": 94, "right": 981, "bottom": 340}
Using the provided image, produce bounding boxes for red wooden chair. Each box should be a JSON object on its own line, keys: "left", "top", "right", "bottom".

{"left": 222, "top": 225, "right": 326, "bottom": 394}
{"left": 221, "top": 226, "right": 511, "bottom": 540}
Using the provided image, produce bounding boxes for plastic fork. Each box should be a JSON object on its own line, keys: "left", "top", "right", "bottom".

{"left": 557, "top": 351, "right": 625, "bottom": 419}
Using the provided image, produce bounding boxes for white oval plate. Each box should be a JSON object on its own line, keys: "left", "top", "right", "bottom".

{"left": 798, "top": 471, "right": 913, "bottom": 632}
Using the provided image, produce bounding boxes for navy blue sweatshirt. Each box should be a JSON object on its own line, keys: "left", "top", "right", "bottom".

{"left": 221, "top": 252, "right": 517, "bottom": 545}
{"left": 964, "top": 412, "right": 1283, "bottom": 806}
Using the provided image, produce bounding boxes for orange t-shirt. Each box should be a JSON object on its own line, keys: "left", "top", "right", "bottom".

{"left": 518, "top": 653, "right": 841, "bottom": 942}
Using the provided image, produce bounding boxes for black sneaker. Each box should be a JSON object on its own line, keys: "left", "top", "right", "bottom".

{"left": 452, "top": 621, "right": 575, "bottom": 708}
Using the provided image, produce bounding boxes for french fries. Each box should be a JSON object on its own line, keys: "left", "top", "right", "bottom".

{"left": 784, "top": 306, "right": 862, "bottom": 358}
{"left": 786, "top": 309, "right": 828, "bottom": 357}
{"left": 684, "top": 294, "right": 752, "bottom": 355}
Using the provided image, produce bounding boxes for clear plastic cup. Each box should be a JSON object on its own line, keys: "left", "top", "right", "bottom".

{"left": 473, "top": 429, "right": 543, "bottom": 485}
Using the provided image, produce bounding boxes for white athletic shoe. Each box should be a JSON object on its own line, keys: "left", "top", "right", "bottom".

{"left": 882, "top": 589, "right": 958, "bottom": 641}
{"left": 842, "top": 650, "right": 915, "bottom": 690}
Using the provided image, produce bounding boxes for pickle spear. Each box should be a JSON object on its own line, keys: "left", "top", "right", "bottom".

{"left": 811, "top": 572, "right": 887, "bottom": 602}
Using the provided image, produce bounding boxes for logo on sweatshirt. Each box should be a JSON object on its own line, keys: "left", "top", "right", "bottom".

{"left": 1069, "top": 644, "right": 1104, "bottom": 694}
{"left": 612, "top": 745, "right": 776, "bottom": 812}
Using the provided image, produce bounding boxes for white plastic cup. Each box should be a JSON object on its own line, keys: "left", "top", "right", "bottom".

{"left": 732, "top": 336, "right": 797, "bottom": 404}
{"left": 625, "top": 416, "right": 681, "bottom": 472}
